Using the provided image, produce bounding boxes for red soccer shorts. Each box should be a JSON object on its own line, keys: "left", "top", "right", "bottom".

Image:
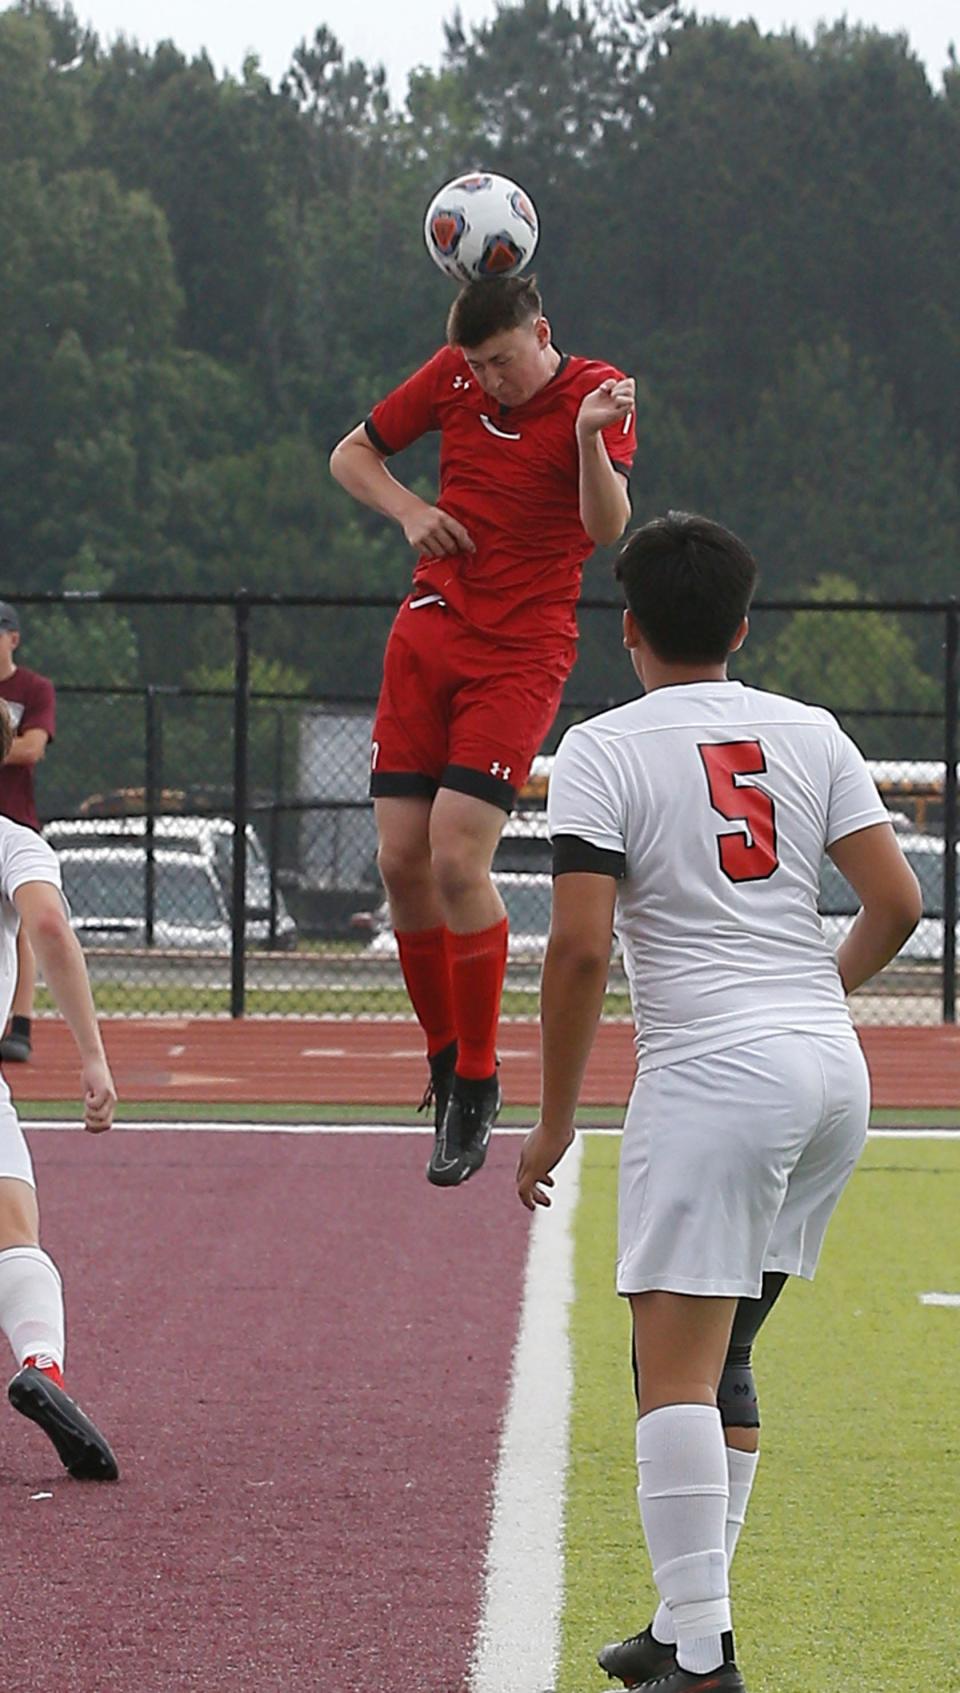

{"left": 369, "top": 595, "right": 575, "bottom": 812}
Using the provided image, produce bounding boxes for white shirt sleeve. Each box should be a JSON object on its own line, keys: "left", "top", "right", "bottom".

{"left": 547, "top": 726, "right": 627, "bottom": 854}
{"left": 0, "top": 823, "right": 66, "bottom": 907}
{"left": 825, "top": 729, "right": 892, "bottom": 847}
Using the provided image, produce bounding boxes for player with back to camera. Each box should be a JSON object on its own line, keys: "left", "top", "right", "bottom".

{"left": 330, "top": 275, "right": 636, "bottom": 1187}
{"left": 516, "top": 514, "right": 922, "bottom": 1691}
{"left": 0, "top": 702, "right": 119, "bottom": 1480}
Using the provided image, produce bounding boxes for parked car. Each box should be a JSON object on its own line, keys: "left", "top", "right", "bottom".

{"left": 58, "top": 847, "right": 232, "bottom": 951}
{"left": 819, "top": 832, "right": 959, "bottom": 961}
{"left": 44, "top": 816, "right": 297, "bottom": 949}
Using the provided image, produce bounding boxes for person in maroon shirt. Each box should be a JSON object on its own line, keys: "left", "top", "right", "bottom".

{"left": 330, "top": 277, "right": 635, "bottom": 1185}
{"left": 0, "top": 603, "right": 57, "bottom": 1063}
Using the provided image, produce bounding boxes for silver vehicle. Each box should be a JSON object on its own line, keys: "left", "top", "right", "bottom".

{"left": 45, "top": 816, "right": 297, "bottom": 949}
{"left": 58, "top": 847, "right": 232, "bottom": 951}
{"left": 819, "top": 832, "right": 959, "bottom": 961}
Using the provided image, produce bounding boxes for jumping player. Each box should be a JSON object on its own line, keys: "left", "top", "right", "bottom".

{"left": 331, "top": 276, "right": 635, "bottom": 1186}
{"left": 516, "top": 514, "right": 921, "bottom": 1690}
{"left": 0, "top": 703, "right": 119, "bottom": 1479}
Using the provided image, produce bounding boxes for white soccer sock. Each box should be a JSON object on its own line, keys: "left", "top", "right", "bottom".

{"left": 0, "top": 1247, "right": 65, "bottom": 1369}
{"left": 636, "top": 1403, "right": 730, "bottom": 1675}
{"left": 651, "top": 1442, "right": 760, "bottom": 1646}
{"left": 725, "top": 1445, "right": 760, "bottom": 1564}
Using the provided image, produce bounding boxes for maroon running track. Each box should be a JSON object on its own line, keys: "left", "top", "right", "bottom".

{"left": 3, "top": 1126, "right": 530, "bottom": 1692}
{"left": 5, "top": 1017, "right": 960, "bottom": 1109}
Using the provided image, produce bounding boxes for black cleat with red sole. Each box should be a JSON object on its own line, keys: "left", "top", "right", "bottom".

{"left": 631, "top": 1644, "right": 747, "bottom": 1693}
{"left": 8, "top": 1366, "right": 119, "bottom": 1481}
{"left": 598, "top": 1625, "right": 677, "bottom": 1686}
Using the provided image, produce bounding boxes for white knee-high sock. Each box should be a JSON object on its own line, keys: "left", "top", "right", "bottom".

{"left": 652, "top": 1444, "right": 761, "bottom": 1647}
{"left": 0, "top": 1247, "right": 65, "bottom": 1369}
{"left": 636, "top": 1403, "right": 730, "bottom": 1675}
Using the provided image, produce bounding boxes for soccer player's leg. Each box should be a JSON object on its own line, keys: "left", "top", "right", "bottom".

{"left": 370, "top": 600, "right": 459, "bottom": 1142}
{"left": 0, "top": 1120, "right": 117, "bottom": 1480}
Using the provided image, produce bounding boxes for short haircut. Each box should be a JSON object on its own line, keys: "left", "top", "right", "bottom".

{"left": 447, "top": 276, "right": 542, "bottom": 349}
{"left": 0, "top": 701, "right": 13, "bottom": 764}
{"left": 615, "top": 512, "right": 758, "bottom": 664}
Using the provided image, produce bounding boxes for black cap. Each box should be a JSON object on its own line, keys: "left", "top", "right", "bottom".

{"left": 0, "top": 602, "right": 19, "bottom": 632}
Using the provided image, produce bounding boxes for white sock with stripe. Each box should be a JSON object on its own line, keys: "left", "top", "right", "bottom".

{"left": 636, "top": 1403, "right": 731, "bottom": 1674}
{"left": 0, "top": 1246, "right": 65, "bottom": 1369}
{"left": 652, "top": 1443, "right": 760, "bottom": 1647}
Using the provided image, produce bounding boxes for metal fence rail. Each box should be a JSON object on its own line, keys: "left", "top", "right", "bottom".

{"left": 4, "top": 590, "right": 956, "bottom": 1024}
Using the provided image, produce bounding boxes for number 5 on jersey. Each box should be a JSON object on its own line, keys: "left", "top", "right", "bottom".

{"left": 698, "top": 741, "right": 779, "bottom": 883}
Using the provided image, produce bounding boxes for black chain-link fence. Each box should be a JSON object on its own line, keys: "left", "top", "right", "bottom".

{"left": 8, "top": 591, "right": 957, "bottom": 1025}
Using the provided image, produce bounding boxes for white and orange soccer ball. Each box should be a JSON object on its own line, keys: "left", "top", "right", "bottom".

{"left": 423, "top": 172, "right": 539, "bottom": 283}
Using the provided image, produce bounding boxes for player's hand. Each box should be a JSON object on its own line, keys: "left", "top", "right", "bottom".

{"left": 576, "top": 377, "right": 636, "bottom": 439}
{"left": 81, "top": 1055, "right": 116, "bottom": 1135}
{"left": 516, "top": 1121, "right": 575, "bottom": 1212}
{"left": 401, "top": 501, "right": 475, "bottom": 558}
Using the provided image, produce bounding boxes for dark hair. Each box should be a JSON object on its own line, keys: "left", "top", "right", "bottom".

{"left": 615, "top": 512, "right": 758, "bottom": 664}
{"left": 446, "top": 275, "right": 542, "bottom": 348}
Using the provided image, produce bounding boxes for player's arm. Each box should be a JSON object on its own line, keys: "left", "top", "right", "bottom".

{"left": 826, "top": 823, "right": 922, "bottom": 994}
{"left": 575, "top": 378, "right": 635, "bottom": 545}
{"left": 517, "top": 847, "right": 619, "bottom": 1212}
{"left": 12, "top": 881, "right": 116, "bottom": 1133}
{"left": 329, "top": 422, "right": 474, "bottom": 558}
{"left": 4, "top": 728, "right": 49, "bottom": 767}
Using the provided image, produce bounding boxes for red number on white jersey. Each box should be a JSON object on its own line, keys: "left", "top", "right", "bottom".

{"left": 698, "top": 741, "right": 779, "bottom": 883}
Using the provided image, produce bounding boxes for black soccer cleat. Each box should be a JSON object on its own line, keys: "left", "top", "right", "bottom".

{"left": 629, "top": 1641, "right": 746, "bottom": 1693}
{"left": 418, "top": 1041, "right": 458, "bottom": 1137}
{"left": 426, "top": 1069, "right": 501, "bottom": 1187}
{"left": 598, "top": 1624, "right": 677, "bottom": 1686}
{"left": 8, "top": 1366, "right": 119, "bottom": 1481}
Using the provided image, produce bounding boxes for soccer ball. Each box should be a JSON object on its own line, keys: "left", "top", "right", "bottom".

{"left": 423, "top": 172, "right": 539, "bottom": 284}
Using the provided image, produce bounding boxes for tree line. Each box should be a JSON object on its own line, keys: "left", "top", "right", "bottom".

{"left": 0, "top": 0, "right": 957, "bottom": 723}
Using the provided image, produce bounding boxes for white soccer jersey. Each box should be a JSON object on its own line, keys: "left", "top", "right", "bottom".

{"left": 0, "top": 818, "right": 64, "bottom": 1037}
{"left": 548, "top": 681, "right": 890, "bottom": 1072}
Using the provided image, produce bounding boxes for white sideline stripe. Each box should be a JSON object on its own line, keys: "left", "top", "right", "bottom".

{"left": 470, "top": 1132, "right": 583, "bottom": 1693}
{"left": 19, "top": 1121, "right": 960, "bottom": 1139}
{"left": 919, "top": 1292, "right": 960, "bottom": 1307}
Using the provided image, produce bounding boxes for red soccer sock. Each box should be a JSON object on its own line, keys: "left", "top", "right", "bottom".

{"left": 447, "top": 917, "right": 509, "bottom": 1080}
{"left": 395, "top": 926, "right": 457, "bottom": 1059}
{"left": 24, "top": 1354, "right": 65, "bottom": 1390}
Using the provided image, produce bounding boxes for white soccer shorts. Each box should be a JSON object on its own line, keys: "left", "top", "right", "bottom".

{"left": 0, "top": 1095, "right": 37, "bottom": 1189}
{"left": 617, "top": 1031, "right": 870, "bottom": 1299}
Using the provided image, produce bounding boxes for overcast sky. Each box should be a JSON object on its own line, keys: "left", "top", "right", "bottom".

{"left": 69, "top": 0, "right": 955, "bottom": 97}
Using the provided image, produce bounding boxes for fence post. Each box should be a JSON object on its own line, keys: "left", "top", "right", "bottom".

{"left": 231, "top": 595, "right": 251, "bottom": 1018}
{"left": 943, "top": 602, "right": 958, "bottom": 1023}
{"left": 144, "top": 687, "right": 160, "bottom": 947}
{"left": 268, "top": 709, "right": 284, "bottom": 950}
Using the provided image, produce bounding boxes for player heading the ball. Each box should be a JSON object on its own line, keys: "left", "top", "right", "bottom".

{"left": 330, "top": 270, "right": 635, "bottom": 1187}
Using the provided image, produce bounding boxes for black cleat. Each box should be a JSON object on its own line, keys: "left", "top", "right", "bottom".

{"left": 418, "top": 1041, "right": 458, "bottom": 1139}
{"left": 630, "top": 1643, "right": 746, "bottom": 1692}
{"left": 426, "top": 1069, "right": 501, "bottom": 1187}
{"left": 8, "top": 1366, "right": 119, "bottom": 1481}
{"left": 598, "top": 1625, "right": 677, "bottom": 1686}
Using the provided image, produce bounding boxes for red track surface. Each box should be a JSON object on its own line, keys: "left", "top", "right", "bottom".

{"left": 5, "top": 1017, "right": 960, "bottom": 1109}
{"left": 5, "top": 1127, "right": 529, "bottom": 1692}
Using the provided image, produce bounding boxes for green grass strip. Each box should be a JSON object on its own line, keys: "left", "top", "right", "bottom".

{"left": 559, "top": 1134, "right": 960, "bottom": 1692}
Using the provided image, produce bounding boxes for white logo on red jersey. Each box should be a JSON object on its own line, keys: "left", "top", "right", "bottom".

{"left": 479, "top": 414, "right": 522, "bottom": 441}
{"left": 452, "top": 375, "right": 472, "bottom": 391}
{"left": 490, "top": 761, "right": 512, "bottom": 780}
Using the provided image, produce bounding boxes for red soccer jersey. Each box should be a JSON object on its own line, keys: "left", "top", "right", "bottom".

{"left": 365, "top": 345, "right": 636, "bottom": 644}
{"left": 0, "top": 666, "right": 56, "bottom": 831}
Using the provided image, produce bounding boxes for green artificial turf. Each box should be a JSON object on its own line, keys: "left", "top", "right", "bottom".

{"left": 558, "top": 1134, "right": 960, "bottom": 1693}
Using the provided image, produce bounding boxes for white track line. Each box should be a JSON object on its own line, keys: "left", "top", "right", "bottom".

{"left": 20, "top": 1121, "right": 960, "bottom": 1138}
{"left": 470, "top": 1132, "right": 584, "bottom": 1693}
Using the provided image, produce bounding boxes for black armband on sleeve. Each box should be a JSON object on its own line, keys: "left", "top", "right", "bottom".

{"left": 364, "top": 416, "right": 394, "bottom": 455}
{"left": 552, "top": 834, "right": 626, "bottom": 879}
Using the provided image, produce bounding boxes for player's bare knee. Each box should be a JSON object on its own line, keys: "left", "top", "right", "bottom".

{"left": 430, "top": 841, "right": 487, "bottom": 908}
{"left": 0, "top": 1178, "right": 40, "bottom": 1250}
{"left": 377, "top": 840, "right": 431, "bottom": 901}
